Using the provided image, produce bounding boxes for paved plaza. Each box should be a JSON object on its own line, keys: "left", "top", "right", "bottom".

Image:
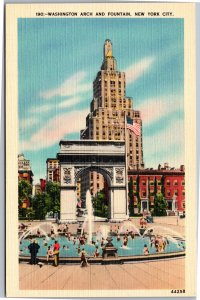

{"left": 19, "top": 216, "right": 185, "bottom": 290}
{"left": 19, "top": 258, "right": 185, "bottom": 290}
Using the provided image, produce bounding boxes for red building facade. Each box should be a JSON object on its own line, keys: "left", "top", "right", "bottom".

{"left": 128, "top": 165, "right": 185, "bottom": 214}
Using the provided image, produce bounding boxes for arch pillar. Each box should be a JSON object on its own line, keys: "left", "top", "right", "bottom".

{"left": 60, "top": 187, "right": 77, "bottom": 223}
{"left": 109, "top": 186, "right": 128, "bottom": 221}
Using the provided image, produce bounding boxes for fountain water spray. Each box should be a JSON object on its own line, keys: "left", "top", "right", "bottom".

{"left": 19, "top": 225, "right": 50, "bottom": 243}
{"left": 81, "top": 190, "right": 94, "bottom": 243}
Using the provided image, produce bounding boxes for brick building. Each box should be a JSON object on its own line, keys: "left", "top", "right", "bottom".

{"left": 46, "top": 158, "right": 60, "bottom": 182}
{"left": 18, "top": 154, "right": 34, "bottom": 184}
{"left": 128, "top": 163, "right": 185, "bottom": 214}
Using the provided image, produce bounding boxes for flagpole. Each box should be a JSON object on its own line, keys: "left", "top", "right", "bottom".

{"left": 124, "top": 112, "right": 129, "bottom": 219}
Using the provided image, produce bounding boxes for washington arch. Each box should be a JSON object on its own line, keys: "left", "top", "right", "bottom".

{"left": 57, "top": 140, "right": 128, "bottom": 222}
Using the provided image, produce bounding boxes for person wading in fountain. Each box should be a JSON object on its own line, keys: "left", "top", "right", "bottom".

{"left": 53, "top": 240, "right": 60, "bottom": 267}
{"left": 28, "top": 239, "right": 40, "bottom": 265}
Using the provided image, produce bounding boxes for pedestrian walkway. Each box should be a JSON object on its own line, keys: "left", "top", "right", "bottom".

{"left": 19, "top": 258, "right": 185, "bottom": 290}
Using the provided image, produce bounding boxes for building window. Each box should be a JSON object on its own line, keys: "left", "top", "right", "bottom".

{"left": 182, "top": 180, "right": 185, "bottom": 186}
{"left": 142, "top": 191, "right": 146, "bottom": 197}
{"left": 174, "top": 180, "right": 178, "bottom": 186}
{"left": 167, "top": 190, "right": 170, "bottom": 197}
{"left": 166, "top": 180, "right": 170, "bottom": 186}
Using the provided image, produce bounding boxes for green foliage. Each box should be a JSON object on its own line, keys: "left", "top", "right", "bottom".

{"left": 153, "top": 192, "right": 168, "bottom": 216}
{"left": 22, "top": 181, "right": 61, "bottom": 221}
{"left": 26, "top": 207, "right": 35, "bottom": 221}
{"left": 18, "top": 180, "right": 32, "bottom": 204}
{"left": 128, "top": 177, "right": 134, "bottom": 216}
{"left": 32, "top": 192, "right": 52, "bottom": 220}
{"left": 45, "top": 181, "right": 60, "bottom": 214}
{"left": 154, "top": 177, "right": 158, "bottom": 196}
{"left": 136, "top": 176, "right": 141, "bottom": 213}
{"left": 18, "top": 180, "right": 33, "bottom": 218}
{"left": 92, "top": 191, "right": 108, "bottom": 218}
{"left": 161, "top": 175, "right": 165, "bottom": 195}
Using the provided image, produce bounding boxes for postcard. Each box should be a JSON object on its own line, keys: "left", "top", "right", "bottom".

{"left": 6, "top": 2, "right": 196, "bottom": 297}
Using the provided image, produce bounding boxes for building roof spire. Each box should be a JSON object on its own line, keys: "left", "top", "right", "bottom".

{"left": 101, "top": 39, "right": 117, "bottom": 71}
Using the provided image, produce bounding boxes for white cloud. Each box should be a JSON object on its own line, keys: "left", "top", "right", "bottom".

{"left": 58, "top": 97, "right": 81, "bottom": 108}
{"left": 20, "top": 109, "right": 89, "bottom": 151}
{"left": 20, "top": 117, "right": 38, "bottom": 130}
{"left": 29, "top": 103, "right": 54, "bottom": 114}
{"left": 137, "top": 94, "right": 183, "bottom": 126}
{"left": 40, "top": 71, "right": 91, "bottom": 99}
{"left": 125, "top": 57, "right": 155, "bottom": 85}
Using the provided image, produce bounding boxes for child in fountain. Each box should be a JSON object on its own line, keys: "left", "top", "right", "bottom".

{"left": 131, "top": 232, "right": 135, "bottom": 239}
{"left": 155, "top": 236, "right": 159, "bottom": 252}
{"left": 47, "top": 246, "right": 54, "bottom": 263}
{"left": 94, "top": 246, "right": 100, "bottom": 257}
{"left": 117, "top": 234, "right": 121, "bottom": 241}
{"left": 143, "top": 244, "right": 149, "bottom": 255}
{"left": 77, "top": 246, "right": 81, "bottom": 254}
{"left": 50, "top": 226, "right": 54, "bottom": 235}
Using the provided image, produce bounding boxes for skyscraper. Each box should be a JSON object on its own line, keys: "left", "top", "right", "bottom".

{"left": 80, "top": 39, "right": 144, "bottom": 197}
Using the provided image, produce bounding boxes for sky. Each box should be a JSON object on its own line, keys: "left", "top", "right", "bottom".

{"left": 18, "top": 18, "right": 184, "bottom": 183}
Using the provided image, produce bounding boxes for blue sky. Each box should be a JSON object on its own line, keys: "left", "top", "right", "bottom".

{"left": 18, "top": 18, "right": 184, "bottom": 183}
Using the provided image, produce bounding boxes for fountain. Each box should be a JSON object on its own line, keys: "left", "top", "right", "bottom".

{"left": 19, "top": 225, "right": 50, "bottom": 243}
{"left": 19, "top": 210, "right": 186, "bottom": 263}
{"left": 81, "top": 190, "right": 94, "bottom": 243}
{"left": 102, "top": 236, "right": 118, "bottom": 258}
{"left": 119, "top": 220, "right": 141, "bottom": 236}
{"left": 142, "top": 225, "right": 185, "bottom": 241}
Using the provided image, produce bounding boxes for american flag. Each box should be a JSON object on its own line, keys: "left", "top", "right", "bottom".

{"left": 126, "top": 117, "right": 141, "bottom": 136}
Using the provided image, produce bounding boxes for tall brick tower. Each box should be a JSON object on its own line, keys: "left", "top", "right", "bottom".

{"left": 80, "top": 39, "right": 144, "bottom": 197}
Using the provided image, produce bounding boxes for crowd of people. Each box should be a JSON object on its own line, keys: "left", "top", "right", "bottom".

{"left": 20, "top": 220, "right": 184, "bottom": 267}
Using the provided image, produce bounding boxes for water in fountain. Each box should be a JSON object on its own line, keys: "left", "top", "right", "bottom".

{"left": 119, "top": 220, "right": 141, "bottom": 236}
{"left": 96, "top": 224, "right": 110, "bottom": 240}
{"left": 142, "top": 225, "right": 184, "bottom": 240}
{"left": 19, "top": 225, "right": 50, "bottom": 243}
{"left": 81, "top": 190, "right": 94, "bottom": 243}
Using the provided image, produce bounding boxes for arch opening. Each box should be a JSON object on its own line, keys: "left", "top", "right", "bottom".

{"left": 75, "top": 166, "right": 113, "bottom": 219}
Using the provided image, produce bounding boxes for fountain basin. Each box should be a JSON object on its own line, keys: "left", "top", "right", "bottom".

{"left": 19, "top": 251, "right": 185, "bottom": 264}
{"left": 19, "top": 235, "right": 185, "bottom": 260}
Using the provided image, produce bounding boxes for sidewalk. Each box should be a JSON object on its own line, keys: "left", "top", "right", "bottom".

{"left": 19, "top": 258, "right": 185, "bottom": 290}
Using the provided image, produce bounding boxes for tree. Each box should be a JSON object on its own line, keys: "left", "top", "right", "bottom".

{"left": 45, "top": 181, "right": 60, "bottom": 217}
{"left": 18, "top": 180, "right": 32, "bottom": 218}
{"left": 128, "top": 177, "right": 134, "bottom": 216}
{"left": 148, "top": 177, "right": 153, "bottom": 212}
{"left": 32, "top": 192, "right": 52, "bottom": 220}
{"left": 161, "top": 175, "right": 165, "bottom": 195}
{"left": 26, "top": 207, "right": 35, "bottom": 221}
{"left": 92, "top": 191, "right": 108, "bottom": 218}
{"left": 136, "top": 176, "right": 141, "bottom": 213}
{"left": 153, "top": 192, "right": 168, "bottom": 216}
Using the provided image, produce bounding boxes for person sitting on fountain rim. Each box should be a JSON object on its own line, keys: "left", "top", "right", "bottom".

{"left": 37, "top": 228, "right": 41, "bottom": 237}
{"left": 47, "top": 246, "right": 54, "bottom": 263}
